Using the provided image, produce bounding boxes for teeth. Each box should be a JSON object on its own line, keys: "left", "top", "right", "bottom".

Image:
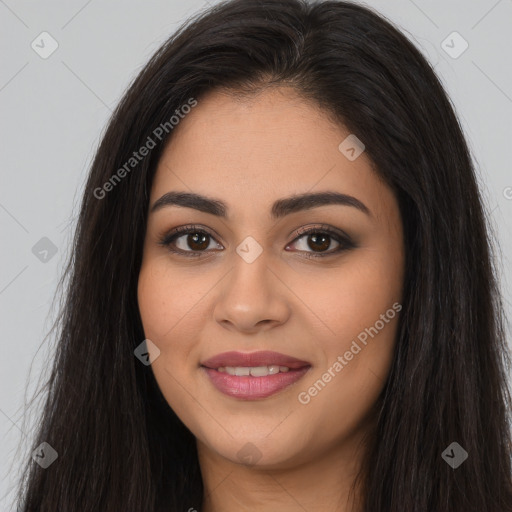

{"left": 217, "top": 365, "right": 290, "bottom": 376}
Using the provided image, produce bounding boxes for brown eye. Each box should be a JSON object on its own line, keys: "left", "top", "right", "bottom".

{"left": 184, "top": 232, "right": 210, "bottom": 251}
{"left": 159, "top": 226, "right": 223, "bottom": 257}
{"left": 289, "top": 231, "right": 339, "bottom": 254}
{"left": 286, "top": 225, "right": 356, "bottom": 259}
{"left": 159, "top": 224, "right": 355, "bottom": 259}
{"left": 305, "top": 232, "right": 333, "bottom": 252}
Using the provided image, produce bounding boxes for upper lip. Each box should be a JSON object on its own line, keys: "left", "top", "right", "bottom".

{"left": 201, "top": 351, "right": 311, "bottom": 369}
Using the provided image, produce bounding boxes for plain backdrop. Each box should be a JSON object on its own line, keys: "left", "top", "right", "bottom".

{"left": 1, "top": 0, "right": 511, "bottom": 509}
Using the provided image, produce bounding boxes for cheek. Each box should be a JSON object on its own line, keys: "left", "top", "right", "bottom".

{"left": 136, "top": 255, "right": 222, "bottom": 404}
{"left": 137, "top": 259, "right": 201, "bottom": 419}
{"left": 300, "top": 244, "right": 402, "bottom": 347}
{"left": 296, "top": 300, "right": 400, "bottom": 445}
{"left": 137, "top": 254, "right": 211, "bottom": 341}
{"left": 137, "top": 265, "right": 177, "bottom": 343}
{"left": 294, "top": 246, "right": 402, "bottom": 423}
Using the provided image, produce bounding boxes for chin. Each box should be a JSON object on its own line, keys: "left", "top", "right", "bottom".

{"left": 200, "top": 428, "right": 309, "bottom": 469}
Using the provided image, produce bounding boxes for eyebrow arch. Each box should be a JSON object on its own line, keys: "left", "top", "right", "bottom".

{"left": 150, "top": 190, "right": 371, "bottom": 219}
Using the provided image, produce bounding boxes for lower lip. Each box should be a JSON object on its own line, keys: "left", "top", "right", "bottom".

{"left": 202, "top": 366, "right": 311, "bottom": 400}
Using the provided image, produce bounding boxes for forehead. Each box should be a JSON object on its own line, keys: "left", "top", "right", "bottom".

{"left": 150, "top": 87, "right": 390, "bottom": 221}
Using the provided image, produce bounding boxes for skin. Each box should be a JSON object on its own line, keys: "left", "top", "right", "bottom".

{"left": 137, "top": 86, "right": 405, "bottom": 512}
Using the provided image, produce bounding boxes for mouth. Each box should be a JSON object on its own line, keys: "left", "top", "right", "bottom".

{"left": 216, "top": 365, "right": 294, "bottom": 376}
{"left": 200, "top": 351, "right": 312, "bottom": 400}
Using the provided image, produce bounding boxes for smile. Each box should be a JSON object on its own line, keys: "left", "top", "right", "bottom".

{"left": 201, "top": 365, "right": 311, "bottom": 399}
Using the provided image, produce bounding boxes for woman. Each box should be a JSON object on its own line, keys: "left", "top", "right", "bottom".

{"left": 15, "top": 0, "right": 512, "bottom": 510}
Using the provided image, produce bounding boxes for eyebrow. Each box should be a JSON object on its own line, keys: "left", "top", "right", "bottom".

{"left": 150, "top": 190, "right": 371, "bottom": 219}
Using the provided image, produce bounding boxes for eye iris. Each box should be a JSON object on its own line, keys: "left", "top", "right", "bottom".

{"left": 188, "top": 232, "right": 209, "bottom": 250}
{"left": 308, "top": 233, "right": 330, "bottom": 252}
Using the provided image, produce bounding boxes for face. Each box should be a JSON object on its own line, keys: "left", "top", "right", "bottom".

{"left": 137, "top": 87, "right": 404, "bottom": 470}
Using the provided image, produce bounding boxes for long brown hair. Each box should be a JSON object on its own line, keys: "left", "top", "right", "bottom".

{"left": 14, "top": 0, "right": 512, "bottom": 510}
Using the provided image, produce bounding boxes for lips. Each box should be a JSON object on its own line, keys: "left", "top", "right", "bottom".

{"left": 200, "top": 350, "right": 311, "bottom": 370}
{"left": 202, "top": 366, "right": 311, "bottom": 399}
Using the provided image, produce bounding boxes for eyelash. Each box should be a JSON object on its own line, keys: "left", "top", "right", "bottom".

{"left": 157, "top": 224, "right": 356, "bottom": 260}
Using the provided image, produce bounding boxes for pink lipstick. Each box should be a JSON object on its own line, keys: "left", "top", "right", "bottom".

{"left": 200, "top": 350, "right": 311, "bottom": 400}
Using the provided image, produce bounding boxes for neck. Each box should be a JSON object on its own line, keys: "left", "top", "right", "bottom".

{"left": 197, "top": 430, "right": 370, "bottom": 512}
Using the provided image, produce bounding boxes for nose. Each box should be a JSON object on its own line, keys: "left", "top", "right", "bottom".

{"left": 213, "top": 250, "right": 291, "bottom": 334}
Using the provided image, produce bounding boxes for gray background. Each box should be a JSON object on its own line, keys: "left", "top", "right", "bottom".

{"left": 1, "top": 0, "right": 511, "bottom": 509}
